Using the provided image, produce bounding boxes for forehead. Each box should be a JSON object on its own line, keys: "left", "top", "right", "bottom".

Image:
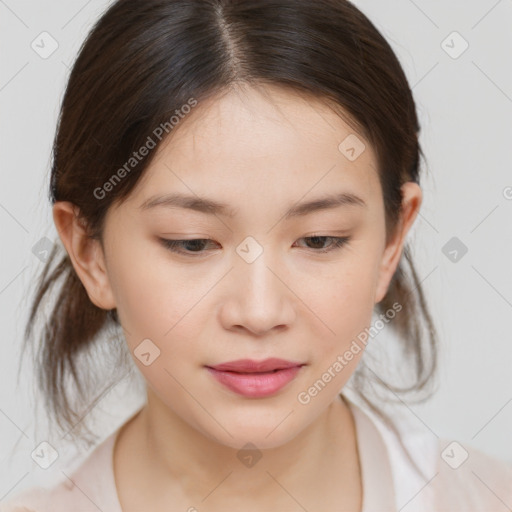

{"left": 127, "top": 83, "right": 381, "bottom": 215}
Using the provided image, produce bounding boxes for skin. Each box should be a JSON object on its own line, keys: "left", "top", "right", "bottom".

{"left": 53, "top": 83, "right": 421, "bottom": 511}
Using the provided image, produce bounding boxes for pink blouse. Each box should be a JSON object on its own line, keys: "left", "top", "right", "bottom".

{"left": 2, "top": 391, "right": 511, "bottom": 511}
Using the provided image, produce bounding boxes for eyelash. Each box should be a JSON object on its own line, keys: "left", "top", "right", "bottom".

{"left": 159, "top": 235, "right": 351, "bottom": 257}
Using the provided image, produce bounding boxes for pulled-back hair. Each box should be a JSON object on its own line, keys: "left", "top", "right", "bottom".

{"left": 22, "top": 0, "right": 438, "bottom": 479}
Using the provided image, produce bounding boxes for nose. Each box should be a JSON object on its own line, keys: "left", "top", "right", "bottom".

{"left": 219, "top": 247, "right": 296, "bottom": 337}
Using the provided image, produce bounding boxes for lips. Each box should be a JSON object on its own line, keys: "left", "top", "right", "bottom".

{"left": 205, "top": 358, "right": 305, "bottom": 398}
{"left": 207, "top": 358, "right": 303, "bottom": 373}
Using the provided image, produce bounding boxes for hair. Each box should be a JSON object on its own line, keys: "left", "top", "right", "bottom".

{"left": 21, "top": 0, "right": 438, "bottom": 480}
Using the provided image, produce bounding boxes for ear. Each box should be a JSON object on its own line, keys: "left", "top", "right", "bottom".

{"left": 374, "top": 182, "right": 422, "bottom": 305}
{"left": 52, "top": 201, "right": 116, "bottom": 310}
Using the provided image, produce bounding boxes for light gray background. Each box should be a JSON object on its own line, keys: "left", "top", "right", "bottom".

{"left": 1, "top": 0, "right": 511, "bottom": 500}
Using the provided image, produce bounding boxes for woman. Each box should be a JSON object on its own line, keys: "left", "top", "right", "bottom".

{"left": 2, "top": 0, "right": 511, "bottom": 510}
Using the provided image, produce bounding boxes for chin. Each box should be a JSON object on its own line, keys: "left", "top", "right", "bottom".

{"left": 218, "top": 430, "right": 298, "bottom": 452}
{"left": 194, "top": 413, "right": 305, "bottom": 452}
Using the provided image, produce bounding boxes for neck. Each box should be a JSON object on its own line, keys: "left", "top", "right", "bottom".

{"left": 116, "top": 390, "right": 362, "bottom": 510}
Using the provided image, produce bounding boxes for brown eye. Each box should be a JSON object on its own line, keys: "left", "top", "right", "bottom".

{"left": 293, "top": 236, "right": 350, "bottom": 253}
{"left": 159, "top": 238, "right": 219, "bottom": 255}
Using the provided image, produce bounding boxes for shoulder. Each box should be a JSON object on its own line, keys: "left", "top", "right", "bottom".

{"left": 382, "top": 415, "right": 512, "bottom": 510}
{"left": 0, "top": 428, "right": 120, "bottom": 512}
{"left": 343, "top": 391, "right": 512, "bottom": 511}
{"left": 392, "top": 427, "right": 512, "bottom": 511}
{"left": 430, "top": 439, "right": 512, "bottom": 511}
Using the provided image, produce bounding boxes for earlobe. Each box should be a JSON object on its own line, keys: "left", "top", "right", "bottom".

{"left": 52, "top": 201, "right": 116, "bottom": 310}
{"left": 374, "top": 182, "right": 422, "bottom": 304}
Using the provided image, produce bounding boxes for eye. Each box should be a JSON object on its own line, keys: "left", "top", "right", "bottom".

{"left": 158, "top": 235, "right": 350, "bottom": 256}
{"left": 293, "top": 235, "right": 351, "bottom": 253}
{"left": 159, "top": 238, "right": 219, "bottom": 256}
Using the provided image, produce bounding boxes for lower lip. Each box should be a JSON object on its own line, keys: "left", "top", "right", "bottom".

{"left": 206, "top": 366, "right": 303, "bottom": 398}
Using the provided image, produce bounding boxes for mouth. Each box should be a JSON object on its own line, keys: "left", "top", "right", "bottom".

{"left": 205, "top": 358, "right": 305, "bottom": 398}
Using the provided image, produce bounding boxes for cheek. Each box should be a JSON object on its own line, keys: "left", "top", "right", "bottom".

{"left": 106, "top": 240, "right": 200, "bottom": 344}
{"left": 298, "top": 256, "right": 381, "bottom": 385}
{"left": 298, "top": 264, "right": 378, "bottom": 398}
{"left": 311, "top": 255, "right": 380, "bottom": 332}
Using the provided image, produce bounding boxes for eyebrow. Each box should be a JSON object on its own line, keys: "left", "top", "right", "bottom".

{"left": 139, "top": 191, "right": 366, "bottom": 219}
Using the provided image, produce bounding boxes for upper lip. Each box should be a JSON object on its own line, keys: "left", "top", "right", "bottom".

{"left": 207, "top": 358, "right": 304, "bottom": 373}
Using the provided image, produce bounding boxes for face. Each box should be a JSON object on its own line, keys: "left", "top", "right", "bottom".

{"left": 60, "top": 83, "right": 419, "bottom": 450}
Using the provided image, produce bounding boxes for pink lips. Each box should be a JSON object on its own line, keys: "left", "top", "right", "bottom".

{"left": 206, "top": 358, "right": 304, "bottom": 398}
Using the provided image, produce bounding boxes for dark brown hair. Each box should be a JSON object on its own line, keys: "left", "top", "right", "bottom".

{"left": 21, "top": 0, "right": 438, "bottom": 479}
